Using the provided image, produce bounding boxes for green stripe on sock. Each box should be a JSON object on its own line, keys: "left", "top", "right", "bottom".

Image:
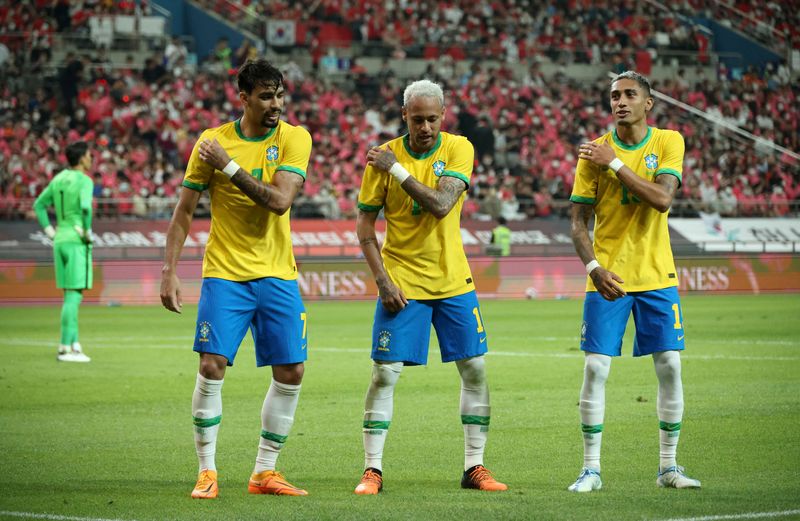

{"left": 461, "top": 415, "right": 490, "bottom": 426}
{"left": 659, "top": 421, "right": 682, "bottom": 432}
{"left": 193, "top": 415, "right": 221, "bottom": 428}
{"left": 363, "top": 420, "right": 390, "bottom": 430}
{"left": 581, "top": 423, "right": 603, "bottom": 434}
{"left": 260, "top": 430, "right": 288, "bottom": 444}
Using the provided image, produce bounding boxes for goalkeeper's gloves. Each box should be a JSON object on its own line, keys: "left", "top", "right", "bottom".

{"left": 43, "top": 225, "right": 56, "bottom": 239}
{"left": 74, "top": 225, "right": 93, "bottom": 244}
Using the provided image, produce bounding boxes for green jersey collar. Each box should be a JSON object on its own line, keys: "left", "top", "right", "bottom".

{"left": 612, "top": 126, "right": 652, "bottom": 151}
{"left": 235, "top": 118, "right": 277, "bottom": 142}
{"left": 402, "top": 133, "right": 442, "bottom": 159}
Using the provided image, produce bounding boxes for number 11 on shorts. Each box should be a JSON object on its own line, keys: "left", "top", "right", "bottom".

{"left": 472, "top": 307, "right": 485, "bottom": 333}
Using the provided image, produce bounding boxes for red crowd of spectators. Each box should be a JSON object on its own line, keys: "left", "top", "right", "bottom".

{"left": 200, "top": 0, "right": 713, "bottom": 67}
{"left": 0, "top": 4, "right": 798, "bottom": 221}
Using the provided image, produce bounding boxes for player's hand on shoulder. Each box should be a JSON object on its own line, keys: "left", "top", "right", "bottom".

{"left": 578, "top": 142, "right": 615, "bottom": 167}
{"left": 198, "top": 138, "right": 231, "bottom": 171}
{"left": 590, "top": 267, "right": 626, "bottom": 301}
{"left": 367, "top": 146, "right": 398, "bottom": 172}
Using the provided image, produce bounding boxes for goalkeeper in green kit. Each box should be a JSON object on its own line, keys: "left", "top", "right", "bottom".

{"left": 33, "top": 141, "right": 94, "bottom": 363}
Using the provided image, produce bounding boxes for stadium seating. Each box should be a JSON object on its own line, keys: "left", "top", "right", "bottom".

{"left": 0, "top": 3, "right": 797, "bottom": 220}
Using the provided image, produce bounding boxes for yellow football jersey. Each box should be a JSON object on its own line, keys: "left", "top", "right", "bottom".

{"left": 570, "top": 126, "right": 684, "bottom": 292}
{"left": 183, "top": 119, "right": 311, "bottom": 281}
{"left": 358, "top": 132, "right": 475, "bottom": 300}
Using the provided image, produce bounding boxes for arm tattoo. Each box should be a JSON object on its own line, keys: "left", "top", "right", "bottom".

{"left": 570, "top": 203, "right": 596, "bottom": 264}
{"left": 403, "top": 176, "right": 466, "bottom": 218}
{"left": 656, "top": 174, "right": 680, "bottom": 199}
{"left": 230, "top": 169, "right": 274, "bottom": 207}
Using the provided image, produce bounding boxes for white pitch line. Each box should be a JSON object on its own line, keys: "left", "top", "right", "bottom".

{"left": 2, "top": 341, "right": 800, "bottom": 362}
{"left": 653, "top": 508, "right": 800, "bottom": 521}
{"left": 0, "top": 511, "right": 136, "bottom": 521}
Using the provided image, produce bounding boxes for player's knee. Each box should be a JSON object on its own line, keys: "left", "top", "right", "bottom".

{"left": 456, "top": 355, "right": 486, "bottom": 387}
{"left": 199, "top": 353, "right": 227, "bottom": 380}
{"left": 371, "top": 361, "right": 402, "bottom": 388}
{"left": 584, "top": 354, "right": 610, "bottom": 384}
{"left": 654, "top": 351, "right": 681, "bottom": 381}
{"left": 273, "top": 362, "right": 304, "bottom": 385}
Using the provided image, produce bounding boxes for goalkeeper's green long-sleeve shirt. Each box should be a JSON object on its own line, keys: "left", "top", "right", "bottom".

{"left": 33, "top": 168, "right": 93, "bottom": 243}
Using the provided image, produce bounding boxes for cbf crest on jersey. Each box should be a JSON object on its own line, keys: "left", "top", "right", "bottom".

{"left": 377, "top": 330, "right": 391, "bottom": 352}
{"left": 266, "top": 145, "right": 279, "bottom": 162}
{"left": 432, "top": 160, "right": 446, "bottom": 177}
{"left": 644, "top": 153, "right": 658, "bottom": 170}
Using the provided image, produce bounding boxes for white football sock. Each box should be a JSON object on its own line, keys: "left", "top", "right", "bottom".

{"left": 579, "top": 353, "right": 611, "bottom": 471}
{"left": 254, "top": 379, "right": 301, "bottom": 473}
{"left": 362, "top": 361, "right": 402, "bottom": 471}
{"left": 654, "top": 350, "right": 684, "bottom": 470}
{"left": 456, "top": 356, "right": 490, "bottom": 470}
{"left": 192, "top": 373, "right": 223, "bottom": 472}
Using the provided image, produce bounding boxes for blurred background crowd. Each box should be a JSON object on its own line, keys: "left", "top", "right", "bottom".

{"left": 0, "top": 0, "right": 798, "bottom": 222}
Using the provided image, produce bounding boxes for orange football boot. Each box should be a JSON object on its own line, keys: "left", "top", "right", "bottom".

{"left": 191, "top": 469, "right": 218, "bottom": 499}
{"left": 461, "top": 465, "right": 508, "bottom": 491}
{"left": 248, "top": 470, "right": 308, "bottom": 496}
{"left": 354, "top": 468, "right": 383, "bottom": 495}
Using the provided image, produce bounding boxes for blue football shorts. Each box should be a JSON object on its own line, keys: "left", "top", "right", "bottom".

{"left": 370, "top": 290, "right": 488, "bottom": 365}
{"left": 193, "top": 277, "right": 308, "bottom": 367}
{"left": 580, "top": 286, "right": 685, "bottom": 357}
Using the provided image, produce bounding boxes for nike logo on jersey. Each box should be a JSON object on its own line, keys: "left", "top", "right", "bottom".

{"left": 677, "top": 335, "right": 684, "bottom": 341}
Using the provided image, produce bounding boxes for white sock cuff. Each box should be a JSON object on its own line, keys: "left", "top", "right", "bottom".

{"left": 196, "top": 373, "right": 223, "bottom": 393}
{"left": 271, "top": 380, "right": 301, "bottom": 395}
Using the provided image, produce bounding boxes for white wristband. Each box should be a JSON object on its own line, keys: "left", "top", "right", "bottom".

{"left": 585, "top": 259, "right": 601, "bottom": 274}
{"left": 608, "top": 158, "right": 625, "bottom": 174}
{"left": 222, "top": 160, "right": 240, "bottom": 178}
{"left": 389, "top": 162, "right": 412, "bottom": 184}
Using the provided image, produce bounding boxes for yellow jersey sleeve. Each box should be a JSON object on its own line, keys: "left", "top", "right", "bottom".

{"left": 442, "top": 136, "right": 473, "bottom": 186}
{"left": 570, "top": 156, "right": 600, "bottom": 204}
{"left": 357, "top": 163, "right": 389, "bottom": 212}
{"left": 655, "top": 130, "right": 684, "bottom": 186}
{"left": 276, "top": 125, "right": 312, "bottom": 180}
{"left": 183, "top": 129, "right": 215, "bottom": 192}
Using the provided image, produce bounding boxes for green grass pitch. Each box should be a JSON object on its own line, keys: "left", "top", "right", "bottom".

{"left": 1, "top": 294, "right": 799, "bottom": 521}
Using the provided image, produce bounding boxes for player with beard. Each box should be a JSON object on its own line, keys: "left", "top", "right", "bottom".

{"left": 160, "top": 59, "right": 312, "bottom": 499}
{"left": 353, "top": 79, "right": 507, "bottom": 494}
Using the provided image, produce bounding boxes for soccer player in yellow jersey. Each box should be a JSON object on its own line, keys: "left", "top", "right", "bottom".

{"left": 567, "top": 71, "right": 701, "bottom": 492}
{"left": 160, "top": 59, "right": 311, "bottom": 499}
{"left": 353, "top": 79, "right": 507, "bottom": 495}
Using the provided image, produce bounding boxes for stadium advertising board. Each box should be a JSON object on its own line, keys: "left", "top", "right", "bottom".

{"left": 670, "top": 217, "right": 800, "bottom": 252}
{"left": 1, "top": 254, "right": 798, "bottom": 305}
{"left": 4, "top": 218, "right": 798, "bottom": 258}
{"left": 0, "top": 219, "right": 577, "bottom": 258}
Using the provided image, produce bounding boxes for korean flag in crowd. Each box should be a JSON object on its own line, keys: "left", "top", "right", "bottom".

{"left": 267, "top": 20, "right": 295, "bottom": 46}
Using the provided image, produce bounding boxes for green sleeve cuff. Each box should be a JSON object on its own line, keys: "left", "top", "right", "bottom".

{"left": 441, "top": 170, "right": 470, "bottom": 187}
{"left": 358, "top": 202, "right": 383, "bottom": 212}
{"left": 570, "top": 195, "right": 596, "bottom": 204}
{"left": 182, "top": 180, "right": 208, "bottom": 192}
{"left": 276, "top": 165, "right": 307, "bottom": 180}
{"left": 655, "top": 168, "right": 682, "bottom": 187}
